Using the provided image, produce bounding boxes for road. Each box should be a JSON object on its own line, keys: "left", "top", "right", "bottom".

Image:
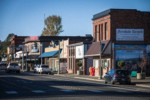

{"left": 0, "top": 71, "right": 150, "bottom": 100}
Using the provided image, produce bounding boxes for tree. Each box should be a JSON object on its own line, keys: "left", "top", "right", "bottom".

{"left": 41, "top": 15, "right": 63, "bottom": 36}
{"left": 0, "top": 33, "right": 14, "bottom": 60}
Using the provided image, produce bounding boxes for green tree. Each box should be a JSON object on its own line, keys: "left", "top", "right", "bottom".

{"left": 0, "top": 33, "right": 14, "bottom": 60}
{"left": 41, "top": 15, "right": 63, "bottom": 36}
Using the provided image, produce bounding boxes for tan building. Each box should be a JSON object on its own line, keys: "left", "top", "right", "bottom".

{"left": 39, "top": 35, "right": 93, "bottom": 74}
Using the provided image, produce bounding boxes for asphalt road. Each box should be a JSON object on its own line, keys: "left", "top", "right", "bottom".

{"left": 0, "top": 71, "right": 150, "bottom": 100}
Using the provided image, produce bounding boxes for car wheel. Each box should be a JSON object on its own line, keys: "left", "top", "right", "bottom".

{"left": 111, "top": 81, "right": 115, "bottom": 85}
{"left": 6, "top": 70, "right": 10, "bottom": 73}
{"left": 105, "top": 81, "right": 108, "bottom": 84}
{"left": 16, "top": 70, "right": 20, "bottom": 73}
{"left": 127, "top": 81, "right": 131, "bottom": 85}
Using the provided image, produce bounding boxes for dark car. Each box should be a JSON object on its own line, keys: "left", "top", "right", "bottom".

{"left": 104, "top": 69, "right": 131, "bottom": 85}
{"left": 0, "top": 63, "right": 7, "bottom": 70}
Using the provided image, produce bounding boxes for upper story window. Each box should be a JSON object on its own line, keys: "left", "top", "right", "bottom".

{"left": 104, "top": 22, "right": 108, "bottom": 40}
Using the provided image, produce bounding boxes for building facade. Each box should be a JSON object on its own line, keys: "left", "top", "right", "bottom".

{"left": 86, "top": 9, "right": 150, "bottom": 77}
{"left": 67, "top": 42, "right": 92, "bottom": 74}
{"left": 39, "top": 36, "right": 93, "bottom": 74}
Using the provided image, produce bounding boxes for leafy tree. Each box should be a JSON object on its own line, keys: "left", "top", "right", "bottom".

{"left": 0, "top": 33, "right": 14, "bottom": 60}
{"left": 4, "top": 33, "right": 15, "bottom": 42}
{"left": 41, "top": 15, "right": 63, "bottom": 36}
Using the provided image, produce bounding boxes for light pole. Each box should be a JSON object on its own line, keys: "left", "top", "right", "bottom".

{"left": 40, "top": 43, "right": 43, "bottom": 65}
{"left": 22, "top": 45, "right": 24, "bottom": 72}
{"left": 99, "top": 41, "right": 102, "bottom": 79}
{"left": 58, "top": 40, "right": 60, "bottom": 74}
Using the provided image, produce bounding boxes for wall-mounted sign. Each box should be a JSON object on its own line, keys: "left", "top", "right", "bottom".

{"left": 76, "top": 45, "right": 84, "bottom": 59}
{"left": 31, "top": 42, "right": 39, "bottom": 53}
{"left": 116, "top": 29, "right": 144, "bottom": 41}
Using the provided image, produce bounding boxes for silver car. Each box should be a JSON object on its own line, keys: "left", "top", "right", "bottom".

{"left": 34, "top": 64, "right": 53, "bottom": 74}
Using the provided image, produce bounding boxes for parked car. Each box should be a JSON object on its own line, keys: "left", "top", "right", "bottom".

{"left": 104, "top": 69, "right": 131, "bottom": 85}
{"left": 0, "top": 63, "right": 7, "bottom": 70}
{"left": 6, "top": 62, "right": 21, "bottom": 73}
{"left": 34, "top": 64, "right": 53, "bottom": 74}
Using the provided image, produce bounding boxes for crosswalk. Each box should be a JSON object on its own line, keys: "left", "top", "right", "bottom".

{"left": 4, "top": 89, "right": 105, "bottom": 95}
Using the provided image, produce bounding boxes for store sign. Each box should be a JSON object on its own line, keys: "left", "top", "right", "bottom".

{"left": 116, "top": 29, "right": 144, "bottom": 41}
{"left": 31, "top": 42, "right": 39, "bottom": 53}
{"left": 76, "top": 45, "right": 84, "bottom": 59}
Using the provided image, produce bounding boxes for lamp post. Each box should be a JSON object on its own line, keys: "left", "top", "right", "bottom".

{"left": 25, "top": 46, "right": 28, "bottom": 71}
{"left": 40, "top": 43, "right": 43, "bottom": 65}
{"left": 22, "top": 45, "right": 24, "bottom": 72}
{"left": 58, "top": 40, "right": 60, "bottom": 74}
{"left": 99, "top": 41, "right": 102, "bottom": 79}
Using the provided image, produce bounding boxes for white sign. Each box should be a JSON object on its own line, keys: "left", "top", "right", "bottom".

{"left": 76, "top": 45, "right": 84, "bottom": 59}
{"left": 116, "top": 29, "right": 144, "bottom": 41}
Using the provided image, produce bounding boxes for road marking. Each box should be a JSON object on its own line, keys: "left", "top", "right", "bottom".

{"left": 16, "top": 80, "right": 33, "bottom": 83}
{"left": 32, "top": 90, "right": 45, "bottom": 93}
{"left": 61, "top": 89, "right": 74, "bottom": 92}
{"left": 88, "top": 90, "right": 104, "bottom": 93}
{"left": 5, "top": 91, "right": 18, "bottom": 94}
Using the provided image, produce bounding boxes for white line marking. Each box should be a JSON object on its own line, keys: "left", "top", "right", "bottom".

{"left": 88, "top": 90, "right": 103, "bottom": 93}
{"left": 61, "top": 89, "right": 74, "bottom": 92}
{"left": 32, "top": 90, "right": 45, "bottom": 93}
{"left": 5, "top": 91, "right": 18, "bottom": 94}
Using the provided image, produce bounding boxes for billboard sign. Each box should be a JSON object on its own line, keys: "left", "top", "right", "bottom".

{"left": 116, "top": 29, "right": 144, "bottom": 41}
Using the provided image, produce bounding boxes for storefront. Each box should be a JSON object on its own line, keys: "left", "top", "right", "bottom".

{"left": 114, "top": 44, "right": 150, "bottom": 76}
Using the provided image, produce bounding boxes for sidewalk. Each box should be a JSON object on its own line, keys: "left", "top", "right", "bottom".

{"left": 55, "top": 74, "right": 150, "bottom": 88}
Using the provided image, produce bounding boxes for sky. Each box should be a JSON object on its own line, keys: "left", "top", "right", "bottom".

{"left": 0, "top": 0, "right": 150, "bottom": 41}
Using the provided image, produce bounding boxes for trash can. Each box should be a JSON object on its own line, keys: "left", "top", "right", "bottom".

{"left": 77, "top": 70, "right": 82, "bottom": 75}
{"left": 131, "top": 71, "right": 137, "bottom": 77}
{"left": 137, "top": 73, "right": 141, "bottom": 79}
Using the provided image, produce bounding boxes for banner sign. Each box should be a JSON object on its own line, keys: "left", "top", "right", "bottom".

{"left": 116, "top": 29, "right": 144, "bottom": 41}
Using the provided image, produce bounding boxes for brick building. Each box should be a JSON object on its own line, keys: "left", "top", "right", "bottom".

{"left": 86, "top": 9, "right": 150, "bottom": 77}
{"left": 8, "top": 35, "right": 28, "bottom": 61}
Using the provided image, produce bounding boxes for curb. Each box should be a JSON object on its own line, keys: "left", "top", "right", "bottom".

{"left": 55, "top": 74, "right": 150, "bottom": 88}
{"left": 136, "top": 84, "right": 150, "bottom": 88}
{"left": 74, "top": 77, "right": 105, "bottom": 82}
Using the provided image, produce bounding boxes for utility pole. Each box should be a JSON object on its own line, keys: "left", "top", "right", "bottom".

{"left": 99, "top": 40, "right": 102, "bottom": 79}
{"left": 58, "top": 40, "right": 60, "bottom": 74}
{"left": 41, "top": 43, "right": 43, "bottom": 65}
{"left": 22, "top": 45, "right": 24, "bottom": 72}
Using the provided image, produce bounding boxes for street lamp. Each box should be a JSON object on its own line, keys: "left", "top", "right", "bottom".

{"left": 99, "top": 41, "right": 102, "bottom": 79}
{"left": 40, "top": 43, "right": 43, "bottom": 65}
{"left": 22, "top": 45, "right": 24, "bottom": 72}
{"left": 58, "top": 40, "right": 60, "bottom": 74}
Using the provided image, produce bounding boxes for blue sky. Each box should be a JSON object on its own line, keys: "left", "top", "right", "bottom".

{"left": 0, "top": 0, "right": 150, "bottom": 41}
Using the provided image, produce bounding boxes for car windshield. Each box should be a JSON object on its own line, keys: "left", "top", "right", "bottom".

{"left": 41, "top": 65, "right": 49, "bottom": 68}
{"left": 10, "top": 63, "right": 18, "bottom": 66}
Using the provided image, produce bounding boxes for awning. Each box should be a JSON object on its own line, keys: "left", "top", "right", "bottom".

{"left": 85, "top": 41, "right": 111, "bottom": 57}
{"left": 39, "top": 50, "right": 59, "bottom": 58}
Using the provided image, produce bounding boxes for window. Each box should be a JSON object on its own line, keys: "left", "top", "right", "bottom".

{"left": 104, "top": 22, "right": 107, "bottom": 40}
{"left": 95, "top": 25, "right": 97, "bottom": 41}
{"left": 101, "top": 24, "right": 103, "bottom": 40}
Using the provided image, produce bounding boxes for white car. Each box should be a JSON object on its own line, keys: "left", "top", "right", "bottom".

{"left": 34, "top": 64, "right": 53, "bottom": 74}
{"left": 6, "top": 62, "right": 21, "bottom": 73}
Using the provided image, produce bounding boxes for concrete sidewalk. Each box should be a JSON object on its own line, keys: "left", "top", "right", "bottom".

{"left": 55, "top": 74, "right": 150, "bottom": 88}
